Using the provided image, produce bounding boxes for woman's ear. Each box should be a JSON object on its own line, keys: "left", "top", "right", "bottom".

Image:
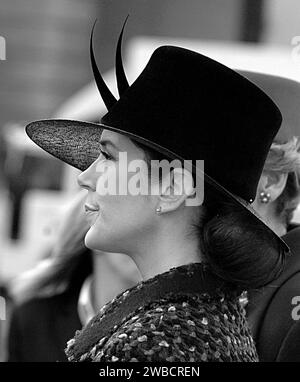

{"left": 262, "top": 171, "right": 288, "bottom": 202}
{"left": 157, "top": 168, "right": 196, "bottom": 214}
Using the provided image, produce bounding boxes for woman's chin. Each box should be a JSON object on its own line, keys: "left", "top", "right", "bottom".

{"left": 84, "top": 226, "right": 101, "bottom": 250}
{"left": 84, "top": 226, "right": 113, "bottom": 252}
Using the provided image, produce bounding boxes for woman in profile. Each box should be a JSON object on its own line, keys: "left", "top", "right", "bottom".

{"left": 25, "top": 22, "right": 289, "bottom": 362}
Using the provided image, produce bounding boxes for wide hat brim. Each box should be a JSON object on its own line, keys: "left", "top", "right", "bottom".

{"left": 26, "top": 117, "right": 289, "bottom": 253}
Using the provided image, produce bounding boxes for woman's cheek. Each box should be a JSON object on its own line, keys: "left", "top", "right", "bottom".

{"left": 95, "top": 161, "right": 118, "bottom": 197}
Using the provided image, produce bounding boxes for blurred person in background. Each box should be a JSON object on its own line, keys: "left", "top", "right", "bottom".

{"left": 239, "top": 71, "right": 300, "bottom": 362}
{"left": 239, "top": 71, "right": 300, "bottom": 237}
{"left": 7, "top": 191, "right": 92, "bottom": 362}
{"left": 7, "top": 191, "right": 141, "bottom": 362}
{"left": 252, "top": 137, "right": 300, "bottom": 237}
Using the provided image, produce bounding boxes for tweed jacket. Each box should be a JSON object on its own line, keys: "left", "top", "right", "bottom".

{"left": 65, "top": 263, "right": 258, "bottom": 362}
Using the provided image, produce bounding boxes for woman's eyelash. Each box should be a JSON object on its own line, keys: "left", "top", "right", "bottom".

{"left": 100, "top": 149, "right": 113, "bottom": 160}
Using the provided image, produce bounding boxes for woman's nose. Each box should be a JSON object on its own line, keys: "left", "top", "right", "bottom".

{"left": 77, "top": 163, "right": 97, "bottom": 191}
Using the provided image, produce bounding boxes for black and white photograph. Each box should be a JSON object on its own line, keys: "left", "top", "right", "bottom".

{"left": 0, "top": 0, "right": 300, "bottom": 371}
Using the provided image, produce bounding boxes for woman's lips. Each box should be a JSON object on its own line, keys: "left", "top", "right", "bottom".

{"left": 84, "top": 204, "right": 100, "bottom": 225}
{"left": 85, "top": 203, "right": 99, "bottom": 212}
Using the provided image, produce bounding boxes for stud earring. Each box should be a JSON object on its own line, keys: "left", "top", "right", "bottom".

{"left": 259, "top": 191, "right": 271, "bottom": 204}
{"left": 156, "top": 206, "right": 162, "bottom": 214}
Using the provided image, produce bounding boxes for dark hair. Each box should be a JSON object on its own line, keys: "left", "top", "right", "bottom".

{"left": 136, "top": 141, "right": 286, "bottom": 291}
{"left": 199, "top": 188, "right": 285, "bottom": 290}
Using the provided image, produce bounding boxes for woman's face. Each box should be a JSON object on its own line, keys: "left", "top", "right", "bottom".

{"left": 77, "top": 130, "right": 158, "bottom": 254}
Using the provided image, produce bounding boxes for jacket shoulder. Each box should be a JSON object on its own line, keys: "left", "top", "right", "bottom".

{"left": 92, "top": 298, "right": 192, "bottom": 362}
{"left": 83, "top": 294, "right": 257, "bottom": 362}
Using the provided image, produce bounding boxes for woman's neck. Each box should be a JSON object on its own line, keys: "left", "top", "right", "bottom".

{"left": 91, "top": 251, "right": 141, "bottom": 313}
{"left": 269, "top": 219, "right": 287, "bottom": 237}
{"left": 90, "top": 220, "right": 201, "bottom": 311}
{"left": 254, "top": 201, "right": 287, "bottom": 237}
{"left": 129, "top": 222, "right": 201, "bottom": 281}
{"left": 267, "top": 205, "right": 287, "bottom": 237}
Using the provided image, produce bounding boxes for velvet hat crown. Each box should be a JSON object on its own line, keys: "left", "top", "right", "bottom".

{"left": 25, "top": 22, "right": 288, "bottom": 251}
{"left": 238, "top": 70, "right": 300, "bottom": 144}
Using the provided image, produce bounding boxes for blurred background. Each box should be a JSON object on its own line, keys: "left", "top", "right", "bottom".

{"left": 0, "top": 0, "right": 299, "bottom": 359}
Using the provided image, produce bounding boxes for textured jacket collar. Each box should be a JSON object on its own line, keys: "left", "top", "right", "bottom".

{"left": 66, "top": 262, "right": 234, "bottom": 361}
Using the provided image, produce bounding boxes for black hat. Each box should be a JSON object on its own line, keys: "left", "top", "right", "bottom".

{"left": 25, "top": 24, "right": 289, "bottom": 251}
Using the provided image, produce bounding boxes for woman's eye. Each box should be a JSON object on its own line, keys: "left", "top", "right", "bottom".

{"left": 100, "top": 149, "right": 113, "bottom": 160}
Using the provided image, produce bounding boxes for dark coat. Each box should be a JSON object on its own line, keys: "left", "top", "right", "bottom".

{"left": 247, "top": 225, "right": 300, "bottom": 361}
{"left": 7, "top": 292, "right": 82, "bottom": 362}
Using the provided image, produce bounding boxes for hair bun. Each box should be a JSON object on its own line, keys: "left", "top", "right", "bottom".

{"left": 201, "top": 202, "right": 287, "bottom": 291}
